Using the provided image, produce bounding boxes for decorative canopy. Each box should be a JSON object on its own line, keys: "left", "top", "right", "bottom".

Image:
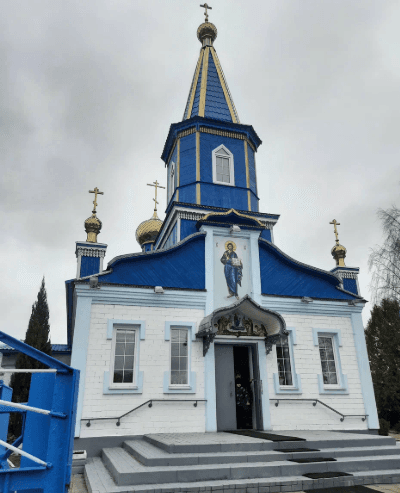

{"left": 197, "top": 295, "right": 287, "bottom": 355}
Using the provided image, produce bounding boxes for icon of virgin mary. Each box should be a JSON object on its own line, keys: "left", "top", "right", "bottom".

{"left": 220, "top": 241, "right": 242, "bottom": 300}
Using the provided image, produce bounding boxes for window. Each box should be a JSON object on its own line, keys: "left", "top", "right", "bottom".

{"left": 276, "top": 335, "right": 293, "bottom": 386}
{"left": 318, "top": 336, "right": 338, "bottom": 385}
{"left": 170, "top": 327, "right": 189, "bottom": 385}
{"left": 104, "top": 319, "right": 145, "bottom": 394}
{"left": 212, "top": 145, "right": 234, "bottom": 186}
{"left": 312, "top": 328, "right": 348, "bottom": 394}
{"left": 169, "top": 162, "right": 175, "bottom": 201}
{"left": 164, "top": 322, "right": 196, "bottom": 393}
{"left": 110, "top": 326, "right": 137, "bottom": 386}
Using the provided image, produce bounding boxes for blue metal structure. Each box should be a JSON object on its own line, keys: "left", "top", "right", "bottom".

{"left": 0, "top": 331, "right": 79, "bottom": 493}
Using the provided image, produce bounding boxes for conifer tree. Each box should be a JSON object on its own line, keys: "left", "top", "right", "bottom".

{"left": 365, "top": 298, "right": 400, "bottom": 427}
{"left": 9, "top": 277, "right": 52, "bottom": 436}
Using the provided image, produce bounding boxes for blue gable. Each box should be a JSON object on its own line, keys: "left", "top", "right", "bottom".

{"left": 259, "top": 239, "right": 359, "bottom": 301}
{"left": 98, "top": 233, "right": 206, "bottom": 290}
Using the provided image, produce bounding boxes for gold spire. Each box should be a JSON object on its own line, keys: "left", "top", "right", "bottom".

{"left": 330, "top": 219, "right": 346, "bottom": 267}
{"left": 147, "top": 180, "right": 166, "bottom": 218}
{"left": 84, "top": 187, "right": 104, "bottom": 243}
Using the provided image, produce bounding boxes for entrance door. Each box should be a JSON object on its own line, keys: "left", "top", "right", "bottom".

{"left": 215, "top": 345, "right": 236, "bottom": 431}
{"left": 215, "top": 344, "right": 262, "bottom": 431}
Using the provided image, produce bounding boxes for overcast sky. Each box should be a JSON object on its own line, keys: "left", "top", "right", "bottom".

{"left": 1, "top": 0, "right": 399, "bottom": 344}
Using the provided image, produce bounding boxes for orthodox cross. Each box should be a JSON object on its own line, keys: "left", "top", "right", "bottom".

{"left": 330, "top": 219, "right": 341, "bottom": 243}
{"left": 200, "top": 3, "right": 212, "bottom": 22}
{"left": 89, "top": 187, "right": 104, "bottom": 214}
{"left": 147, "top": 180, "right": 165, "bottom": 215}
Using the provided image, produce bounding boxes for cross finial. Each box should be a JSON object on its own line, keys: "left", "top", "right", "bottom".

{"left": 89, "top": 187, "right": 104, "bottom": 214}
{"left": 147, "top": 180, "right": 165, "bottom": 217}
{"left": 200, "top": 3, "right": 212, "bottom": 22}
{"left": 330, "top": 219, "right": 341, "bottom": 244}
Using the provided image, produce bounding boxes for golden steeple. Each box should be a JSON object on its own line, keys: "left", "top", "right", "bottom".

{"left": 135, "top": 181, "right": 165, "bottom": 249}
{"left": 330, "top": 219, "right": 347, "bottom": 267}
{"left": 84, "top": 187, "right": 103, "bottom": 243}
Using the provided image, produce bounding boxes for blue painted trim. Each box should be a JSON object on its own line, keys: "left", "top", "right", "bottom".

{"left": 164, "top": 322, "right": 197, "bottom": 393}
{"left": 164, "top": 321, "right": 197, "bottom": 341}
{"left": 350, "top": 313, "right": 379, "bottom": 429}
{"left": 70, "top": 296, "right": 92, "bottom": 437}
{"left": 257, "top": 341, "right": 272, "bottom": 430}
{"left": 272, "top": 327, "right": 302, "bottom": 395}
{"left": 204, "top": 342, "right": 217, "bottom": 432}
{"left": 107, "top": 319, "right": 146, "bottom": 340}
{"left": 163, "top": 371, "right": 197, "bottom": 394}
{"left": 103, "top": 370, "right": 144, "bottom": 394}
{"left": 313, "top": 328, "right": 348, "bottom": 395}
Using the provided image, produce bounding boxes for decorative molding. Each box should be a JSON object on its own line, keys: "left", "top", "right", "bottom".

{"left": 177, "top": 127, "right": 196, "bottom": 139}
{"left": 76, "top": 247, "right": 106, "bottom": 259}
{"left": 335, "top": 271, "right": 359, "bottom": 280}
{"left": 178, "top": 211, "right": 205, "bottom": 221}
{"left": 199, "top": 126, "right": 255, "bottom": 152}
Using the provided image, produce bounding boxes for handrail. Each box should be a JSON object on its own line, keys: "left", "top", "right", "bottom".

{"left": 84, "top": 399, "right": 207, "bottom": 427}
{"left": 0, "top": 439, "right": 51, "bottom": 468}
{"left": 0, "top": 369, "right": 57, "bottom": 373}
{"left": 274, "top": 398, "right": 368, "bottom": 422}
{"left": 0, "top": 399, "right": 67, "bottom": 419}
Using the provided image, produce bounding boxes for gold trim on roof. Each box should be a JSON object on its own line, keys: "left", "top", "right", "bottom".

{"left": 201, "top": 208, "right": 264, "bottom": 227}
{"left": 185, "top": 49, "right": 204, "bottom": 120}
{"left": 199, "top": 126, "right": 255, "bottom": 152}
{"left": 199, "top": 47, "right": 210, "bottom": 117}
{"left": 196, "top": 131, "right": 201, "bottom": 204}
{"left": 210, "top": 48, "right": 239, "bottom": 124}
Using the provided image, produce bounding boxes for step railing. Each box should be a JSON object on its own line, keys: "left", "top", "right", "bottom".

{"left": 274, "top": 398, "right": 368, "bottom": 422}
{"left": 84, "top": 398, "right": 207, "bottom": 427}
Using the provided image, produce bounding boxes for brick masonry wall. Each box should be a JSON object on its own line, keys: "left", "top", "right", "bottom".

{"left": 267, "top": 314, "right": 367, "bottom": 431}
{"left": 80, "top": 304, "right": 206, "bottom": 438}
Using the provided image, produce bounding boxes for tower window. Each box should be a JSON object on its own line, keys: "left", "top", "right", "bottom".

{"left": 212, "top": 145, "right": 234, "bottom": 186}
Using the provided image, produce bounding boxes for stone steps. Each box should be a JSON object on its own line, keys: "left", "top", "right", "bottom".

{"left": 84, "top": 431, "right": 400, "bottom": 493}
{"left": 124, "top": 437, "right": 400, "bottom": 467}
{"left": 101, "top": 446, "right": 400, "bottom": 487}
{"left": 84, "top": 460, "right": 400, "bottom": 493}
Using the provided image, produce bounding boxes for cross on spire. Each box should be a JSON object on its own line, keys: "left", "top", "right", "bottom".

{"left": 200, "top": 3, "right": 212, "bottom": 22}
{"left": 330, "top": 219, "right": 341, "bottom": 244}
{"left": 147, "top": 180, "right": 165, "bottom": 217}
{"left": 89, "top": 187, "right": 104, "bottom": 214}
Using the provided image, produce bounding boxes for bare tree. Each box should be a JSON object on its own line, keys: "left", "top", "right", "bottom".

{"left": 369, "top": 207, "right": 400, "bottom": 304}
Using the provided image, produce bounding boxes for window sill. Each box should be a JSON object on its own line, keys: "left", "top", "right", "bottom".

{"left": 163, "top": 371, "right": 196, "bottom": 394}
{"left": 317, "top": 374, "right": 349, "bottom": 395}
{"left": 103, "top": 371, "right": 143, "bottom": 394}
{"left": 273, "top": 373, "right": 302, "bottom": 394}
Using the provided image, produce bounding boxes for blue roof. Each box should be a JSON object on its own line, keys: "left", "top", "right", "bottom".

{"left": 0, "top": 343, "right": 71, "bottom": 355}
{"left": 183, "top": 47, "right": 239, "bottom": 123}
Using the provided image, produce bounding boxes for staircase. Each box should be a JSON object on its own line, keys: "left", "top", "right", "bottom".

{"left": 84, "top": 431, "right": 400, "bottom": 492}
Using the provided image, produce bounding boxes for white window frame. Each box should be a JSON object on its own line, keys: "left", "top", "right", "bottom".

{"left": 212, "top": 144, "right": 235, "bottom": 186}
{"left": 169, "top": 326, "right": 191, "bottom": 388}
{"left": 169, "top": 161, "right": 175, "bottom": 201}
{"left": 312, "top": 328, "right": 348, "bottom": 395}
{"left": 273, "top": 327, "right": 302, "bottom": 394}
{"left": 109, "top": 324, "right": 139, "bottom": 389}
{"left": 164, "top": 322, "right": 197, "bottom": 394}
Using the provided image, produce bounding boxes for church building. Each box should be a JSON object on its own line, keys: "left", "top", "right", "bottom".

{"left": 67, "top": 9, "right": 379, "bottom": 444}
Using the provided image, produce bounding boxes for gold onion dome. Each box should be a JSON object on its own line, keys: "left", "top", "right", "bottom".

{"left": 331, "top": 243, "right": 347, "bottom": 267}
{"left": 197, "top": 22, "right": 217, "bottom": 45}
{"left": 85, "top": 214, "right": 102, "bottom": 243}
{"left": 136, "top": 213, "right": 163, "bottom": 247}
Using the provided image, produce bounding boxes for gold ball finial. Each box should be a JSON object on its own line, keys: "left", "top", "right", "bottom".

{"left": 135, "top": 214, "right": 163, "bottom": 247}
{"left": 85, "top": 214, "right": 102, "bottom": 243}
{"left": 197, "top": 22, "right": 217, "bottom": 46}
{"left": 329, "top": 219, "right": 346, "bottom": 267}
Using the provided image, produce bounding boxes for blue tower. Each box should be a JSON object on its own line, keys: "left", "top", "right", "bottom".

{"left": 155, "top": 18, "right": 279, "bottom": 250}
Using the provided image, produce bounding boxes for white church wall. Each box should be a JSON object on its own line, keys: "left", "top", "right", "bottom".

{"left": 267, "top": 313, "right": 367, "bottom": 430}
{"left": 79, "top": 303, "right": 205, "bottom": 438}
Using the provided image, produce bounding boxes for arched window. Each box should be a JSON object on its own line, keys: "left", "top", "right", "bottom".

{"left": 169, "top": 162, "right": 175, "bottom": 201}
{"left": 212, "top": 145, "right": 234, "bottom": 186}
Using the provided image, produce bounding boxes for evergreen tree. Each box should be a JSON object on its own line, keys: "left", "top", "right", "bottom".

{"left": 9, "top": 277, "right": 52, "bottom": 437}
{"left": 365, "top": 298, "right": 400, "bottom": 427}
